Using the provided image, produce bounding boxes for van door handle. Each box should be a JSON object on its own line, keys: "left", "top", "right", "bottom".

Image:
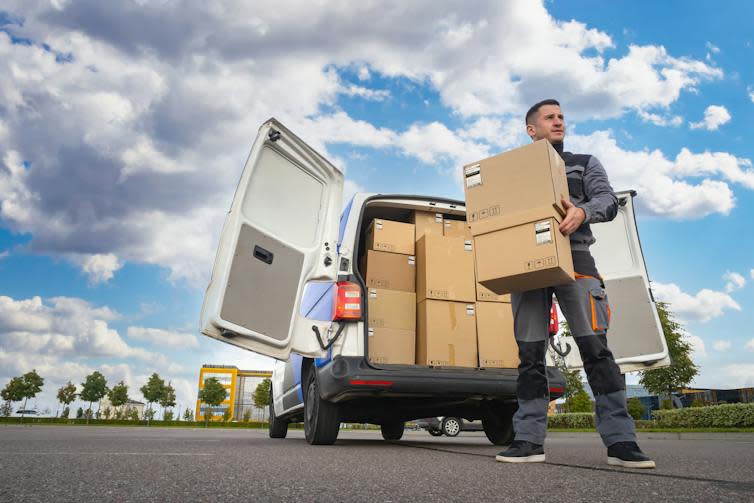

{"left": 253, "top": 245, "right": 274, "bottom": 264}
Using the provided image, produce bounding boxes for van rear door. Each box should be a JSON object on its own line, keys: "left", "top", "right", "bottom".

{"left": 200, "top": 118, "right": 343, "bottom": 360}
{"left": 561, "top": 191, "right": 670, "bottom": 373}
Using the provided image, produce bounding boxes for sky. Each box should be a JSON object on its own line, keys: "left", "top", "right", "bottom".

{"left": 1, "top": 0, "right": 753, "bottom": 413}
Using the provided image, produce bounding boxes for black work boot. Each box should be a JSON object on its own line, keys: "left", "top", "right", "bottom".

{"left": 495, "top": 440, "right": 545, "bottom": 463}
{"left": 607, "top": 441, "right": 656, "bottom": 469}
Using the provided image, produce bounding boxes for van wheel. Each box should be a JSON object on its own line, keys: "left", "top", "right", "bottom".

{"left": 304, "top": 368, "right": 340, "bottom": 445}
{"left": 482, "top": 405, "right": 515, "bottom": 446}
{"left": 268, "top": 389, "right": 288, "bottom": 439}
{"left": 428, "top": 428, "right": 443, "bottom": 437}
{"left": 381, "top": 421, "right": 405, "bottom": 441}
{"left": 441, "top": 417, "right": 461, "bottom": 437}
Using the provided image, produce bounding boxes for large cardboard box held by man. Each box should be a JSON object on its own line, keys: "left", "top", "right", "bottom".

{"left": 463, "top": 140, "right": 575, "bottom": 294}
{"left": 416, "top": 235, "right": 475, "bottom": 303}
{"left": 463, "top": 139, "right": 568, "bottom": 236}
{"left": 416, "top": 300, "right": 477, "bottom": 367}
{"left": 476, "top": 302, "right": 518, "bottom": 368}
{"left": 365, "top": 219, "right": 415, "bottom": 255}
{"left": 362, "top": 250, "right": 416, "bottom": 292}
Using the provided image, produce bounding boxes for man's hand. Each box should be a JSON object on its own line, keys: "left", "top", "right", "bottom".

{"left": 559, "top": 197, "right": 586, "bottom": 236}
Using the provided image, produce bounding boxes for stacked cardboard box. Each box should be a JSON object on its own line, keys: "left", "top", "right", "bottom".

{"left": 463, "top": 139, "right": 575, "bottom": 295}
{"left": 415, "top": 222, "right": 478, "bottom": 367}
{"left": 364, "top": 219, "right": 416, "bottom": 365}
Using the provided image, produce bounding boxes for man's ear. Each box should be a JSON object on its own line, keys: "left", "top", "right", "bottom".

{"left": 526, "top": 124, "right": 536, "bottom": 140}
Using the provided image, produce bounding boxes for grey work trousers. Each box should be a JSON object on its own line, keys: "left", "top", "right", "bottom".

{"left": 510, "top": 275, "right": 636, "bottom": 447}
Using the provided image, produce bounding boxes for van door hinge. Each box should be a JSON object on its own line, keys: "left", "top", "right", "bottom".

{"left": 268, "top": 129, "right": 281, "bottom": 142}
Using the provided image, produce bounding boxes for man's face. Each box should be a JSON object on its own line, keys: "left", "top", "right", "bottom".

{"left": 527, "top": 104, "right": 565, "bottom": 142}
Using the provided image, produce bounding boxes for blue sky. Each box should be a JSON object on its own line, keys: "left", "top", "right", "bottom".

{"left": 1, "top": 0, "right": 753, "bottom": 411}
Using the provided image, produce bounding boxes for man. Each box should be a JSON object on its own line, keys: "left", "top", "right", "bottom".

{"left": 496, "top": 99, "right": 655, "bottom": 469}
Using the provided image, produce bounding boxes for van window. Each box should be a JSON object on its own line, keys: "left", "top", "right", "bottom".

{"left": 242, "top": 146, "right": 324, "bottom": 248}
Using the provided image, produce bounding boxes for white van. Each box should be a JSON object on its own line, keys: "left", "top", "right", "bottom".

{"left": 200, "top": 118, "right": 669, "bottom": 445}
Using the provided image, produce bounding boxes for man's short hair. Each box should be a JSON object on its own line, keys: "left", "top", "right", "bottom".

{"left": 525, "top": 99, "right": 560, "bottom": 125}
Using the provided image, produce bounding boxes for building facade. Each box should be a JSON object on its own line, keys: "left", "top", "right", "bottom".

{"left": 195, "top": 365, "right": 272, "bottom": 421}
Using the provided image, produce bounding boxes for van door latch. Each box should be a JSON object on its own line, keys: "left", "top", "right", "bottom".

{"left": 268, "top": 129, "right": 281, "bottom": 142}
{"left": 324, "top": 256, "right": 333, "bottom": 267}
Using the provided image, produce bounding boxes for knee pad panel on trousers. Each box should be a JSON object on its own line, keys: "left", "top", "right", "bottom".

{"left": 573, "top": 334, "right": 624, "bottom": 396}
{"left": 517, "top": 341, "right": 549, "bottom": 400}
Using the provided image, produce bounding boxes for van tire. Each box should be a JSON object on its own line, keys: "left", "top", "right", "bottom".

{"left": 304, "top": 368, "right": 340, "bottom": 445}
{"left": 428, "top": 428, "right": 443, "bottom": 437}
{"left": 381, "top": 421, "right": 405, "bottom": 441}
{"left": 482, "top": 405, "right": 515, "bottom": 446}
{"left": 268, "top": 389, "right": 288, "bottom": 439}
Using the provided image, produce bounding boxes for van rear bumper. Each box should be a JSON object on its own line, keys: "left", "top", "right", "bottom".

{"left": 317, "top": 356, "right": 566, "bottom": 403}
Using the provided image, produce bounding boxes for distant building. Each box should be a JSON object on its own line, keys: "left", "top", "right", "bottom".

{"left": 195, "top": 365, "right": 272, "bottom": 422}
{"left": 99, "top": 397, "right": 145, "bottom": 418}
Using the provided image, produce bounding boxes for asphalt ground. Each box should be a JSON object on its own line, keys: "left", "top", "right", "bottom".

{"left": 1, "top": 425, "right": 753, "bottom": 502}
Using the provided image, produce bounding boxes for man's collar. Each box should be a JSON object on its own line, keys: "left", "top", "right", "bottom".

{"left": 551, "top": 141, "right": 565, "bottom": 158}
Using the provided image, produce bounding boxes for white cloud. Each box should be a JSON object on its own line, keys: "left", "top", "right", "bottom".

{"left": 705, "top": 42, "right": 720, "bottom": 61}
{"left": 340, "top": 84, "right": 390, "bottom": 101}
{"left": 357, "top": 66, "right": 371, "bottom": 81}
{"left": 569, "top": 131, "right": 749, "bottom": 218}
{"left": 652, "top": 282, "right": 740, "bottom": 323}
{"left": 686, "top": 333, "right": 706, "bottom": 358}
{"left": 751, "top": 269, "right": 754, "bottom": 280}
{"left": 0, "top": 0, "right": 726, "bottom": 285}
{"left": 721, "top": 364, "right": 754, "bottom": 387}
{"left": 127, "top": 326, "right": 200, "bottom": 349}
{"left": 722, "top": 271, "right": 746, "bottom": 293}
{"left": 0, "top": 250, "right": 8, "bottom": 260}
{"left": 78, "top": 253, "right": 123, "bottom": 284}
{"left": 637, "top": 109, "right": 683, "bottom": 127}
{"left": 713, "top": 340, "right": 731, "bottom": 352}
{"left": 749, "top": 88, "right": 754, "bottom": 104}
{"left": 746, "top": 339, "right": 754, "bottom": 351}
{"left": 690, "top": 105, "right": 731, "bottom": 130}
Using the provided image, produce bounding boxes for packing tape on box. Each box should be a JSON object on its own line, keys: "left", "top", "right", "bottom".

{"left": 449, "top": 344, "right": 456, "bottom": 365}
{"left": 448, "top": 302, "right": 457, "bottom": 329}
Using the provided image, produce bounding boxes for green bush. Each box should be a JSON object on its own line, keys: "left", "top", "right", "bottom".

{"left": 547, "top": 413, "right": 595, "bottom": 429}
{"left": 690, "top": 399, "right": 705, "bottom": 408}
{"left": 565, "top": 390, "right": 593, "bottom": 413}
{"left": 652, "top": 403, "right": 754, "bottom": 428}
{"left": 660, "top": 399, "right": 673, "bottom": 410}
{"left": 634, "top": 419, "right": 656, "bottom": 429}
{"left": 627, "top": 398, "right": 645, "bottom": 420}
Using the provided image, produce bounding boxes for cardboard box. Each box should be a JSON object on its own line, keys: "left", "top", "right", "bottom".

{"left": 416, "top": 300, "right": 478, "bottom": 367}
{"left": 474, "top": 215, "right": 574, "bottom": 294}
{"left": 474, "top": 217, "right": 574, "bottom": 295}
{"left": 463, "top": 139, "right": 568, "bottom": 237}
{"left": 416, "top": 235, "right": 476, "bottom": 303}
{"left": 412, "top": 211, "right": 444, "bottom": 241}
{"left": 362, "top": 250, "right": 416, "bottom": 292}
{"left": 476, "top": 281, "right": 511, "bottom": 303}
{"left": 368, "top": 327, "right": 416, "bottom": 365}
{"left": 366, "top": 219, "right": 415, "bottom": 255}
{"left": 367, "top": 288, "right": 416, "bottom": 331}
{"left": 476, "top": 302, "right": 519, "bottom": 368}
{"left": 442, "top": 219, "right": 471, "bottom": 239}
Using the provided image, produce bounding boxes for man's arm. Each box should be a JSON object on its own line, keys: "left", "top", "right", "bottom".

{"left": 578, "top": 156, "right": 618, "bottom": 224}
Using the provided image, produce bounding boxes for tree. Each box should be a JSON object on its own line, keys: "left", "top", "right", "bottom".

{"left": 639, "top": 302, "right": 699, "bottom": 404}
{"left": 222, "top": 409, "right": 232, "bottom": 422}
{"left": 57, "top": 382, "right": 77, "bottom": 417}
{"left": 108, "top": 381, "right": 129, "bottom": 418}
{"left": 567, "top": 390, "right": 593, "bottom": 413}
{"left": 252, "top": 378, "right": 272, "bottom": 421}
{"left": 76, "top": 407, "right": 84, "bottom": 419}
{"left": 2, "top": 370, "right": 45, "bottom": 421}
{"left": 103, "top": 407, "right": 112, "bottom": 420}
{"left": 80, "top": 371, "right": 108, "bottom": 424}
{"left": 159, "top": 382, "right": 176, "bottom": 420}
{"left": 61, "top": 406, "right": 70, "bottom": 419}
{"left": 627, "top": 397, "right": 645, "bottom": 420}
{"left": 242, "top": 408, "right": 252, "bottom": 423}
{"left": 198, "top": 377, "right": 227, "bottom": 427}
{"left": 183, "top": 408, "right": 194, "bottom": 422}
{"left": 140, "top": 373, "right": 165, "bottom": 426}
{"left": 163, "top": 410, "right": 174, "bottom": 421}
{"left": 1, "top": 401, "right": 12, "bottom": 417}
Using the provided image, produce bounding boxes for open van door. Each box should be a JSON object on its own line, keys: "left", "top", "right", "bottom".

{"left": 560, "top": 190, "right": 670, "bottom": 373}
{"left": 200, "top": 118, "right": 343, "bottom": 360}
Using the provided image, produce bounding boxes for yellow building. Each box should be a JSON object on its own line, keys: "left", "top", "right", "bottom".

{"left": 196, "top": 365, "right": 272, "bottom": 421}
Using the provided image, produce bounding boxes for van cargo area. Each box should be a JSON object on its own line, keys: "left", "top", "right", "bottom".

{"left": 310, "top": 196, "right": 566, "bottom": 423}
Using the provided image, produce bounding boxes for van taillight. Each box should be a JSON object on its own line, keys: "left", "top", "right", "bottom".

{"left": 333, "top": 281, "right": 362, "bottom": 320}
